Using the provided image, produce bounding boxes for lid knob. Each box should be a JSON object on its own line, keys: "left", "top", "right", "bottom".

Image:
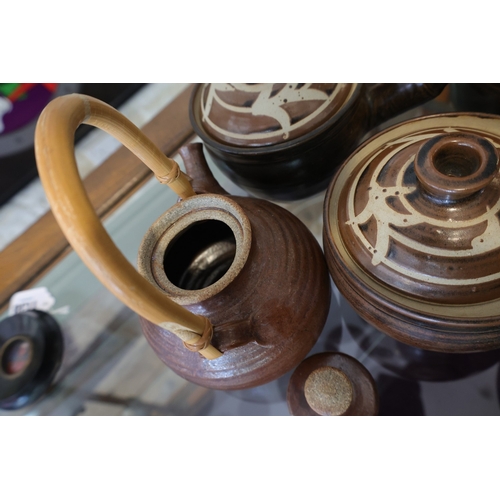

{"left": 415, "top": 132, "right": 499, "bottom": 201}
{"left": 287, "top": 352, "right": 379, "bottom": 416}
{"left": 304, "top": 366, "right": 353, "bottom": 416}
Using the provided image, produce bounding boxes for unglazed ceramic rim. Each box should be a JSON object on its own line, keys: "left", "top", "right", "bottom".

{"left": 138, "top": 194, "right": 252, "bottom": 306}
{"left": 287, "top": 352, "right": 379, "bottom": 416}
{"left": 189, "top": 83, "right": 362, "bottom": 155}
{"left": 324, "top": 112, "right": 500, "bottom": 323}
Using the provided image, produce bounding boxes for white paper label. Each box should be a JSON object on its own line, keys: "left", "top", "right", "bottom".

{"left": 8, "top": 287, "right": 56, "bottom": 316}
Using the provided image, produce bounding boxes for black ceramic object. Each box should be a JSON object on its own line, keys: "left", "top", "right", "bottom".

{"left": 0, "top": 310, "right": 63, "bottom": 410}
{"left": 450, "top": 83, "right": 500, "bottom": 115}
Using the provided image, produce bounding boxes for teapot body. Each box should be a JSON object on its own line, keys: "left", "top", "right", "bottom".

{"left": 138, "top": 141, "right": 333, "bottom": 392}
{"left": 138, "top": 193, "right": 331, "bottom": 390}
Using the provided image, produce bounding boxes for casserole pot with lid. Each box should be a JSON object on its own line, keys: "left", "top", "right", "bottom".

{"left": 324, "top": 112, "right": 500, "bottom": 353}
{"left": 190, "top": 83, "right": 447, "bottom": 201}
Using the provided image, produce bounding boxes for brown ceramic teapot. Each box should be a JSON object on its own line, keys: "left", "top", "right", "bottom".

{"left": 190, "top": 83, "right": 447, "bottom": 201}
{"left": 323, "top": 112, "right": 500, "bottom": 353}
{"left": 34, "top": 94, "right": 331, "bottom": 390}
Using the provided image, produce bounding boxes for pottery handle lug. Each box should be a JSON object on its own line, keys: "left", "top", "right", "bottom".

{"left": 367, "top": 83, "right": 448, "bottom": 129}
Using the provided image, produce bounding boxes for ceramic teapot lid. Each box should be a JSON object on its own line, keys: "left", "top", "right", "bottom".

{"left": 324, "top": 113, "right": 500, "bottom": 353}
{"left": 287, "top": 352, "right": 378, "bottom": 416}
{"left": 193, "top": 83, "right": 358, "bottom": 147}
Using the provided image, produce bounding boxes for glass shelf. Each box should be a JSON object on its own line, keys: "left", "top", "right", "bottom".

{"left": 2, "top": 90, "right": 499, "bottom": 416}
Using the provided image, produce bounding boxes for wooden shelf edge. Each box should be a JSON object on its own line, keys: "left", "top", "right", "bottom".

{"left": 0, "top": 84, "right": 196, "bottom": 312}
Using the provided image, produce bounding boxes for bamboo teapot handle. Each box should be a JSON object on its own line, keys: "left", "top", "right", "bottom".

{"left": 35, "top": 94, "right": 221, "bottom": 359}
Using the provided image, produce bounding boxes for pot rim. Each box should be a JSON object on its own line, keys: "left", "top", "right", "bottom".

{"left": 138, "top": 193, "right": 252, "bottom": 306}
{"left": 189, "top": 83, "right": 363, "bottom": 156}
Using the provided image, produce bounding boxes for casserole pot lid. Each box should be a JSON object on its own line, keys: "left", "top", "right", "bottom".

{"left": 327, "top": 113, "right": 500, "bottom": 305}
{"left": 194, "top": 83, "right": 358, "bottom": 147}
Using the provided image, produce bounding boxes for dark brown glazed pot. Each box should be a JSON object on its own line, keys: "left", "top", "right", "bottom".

{"left": 324, "top": 113, "right": 500, "bottom": 353}
{"left": 287, "top": 352, "right": 379, "bottom": 416}
{"left": 138, "top": 143, "right": 331, "bottom": 390}
{"left": 450, "top": 84, "right": 500, "bottom": 115}
{"left": 190, "top": 83, "right": 447, "bottom": 201}
{"left": 348, "top": 320, "right": 500, "bottom": 382}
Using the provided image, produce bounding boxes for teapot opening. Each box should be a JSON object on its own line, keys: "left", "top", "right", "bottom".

{"left": 163, "top": 220, "right": 237, "bottom": 290}
{"left": 138, "top": 194, "right": 252, "bottom": 305}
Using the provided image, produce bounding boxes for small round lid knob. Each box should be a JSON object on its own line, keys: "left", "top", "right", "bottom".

{"left": 415, "top": 132, "right": 499, "bottom": 201}
{"left": 287, "top": 352, "right": 378, "bottom": 416}
{"left": 304, "top": 366, "right": 353, "bottom": 416}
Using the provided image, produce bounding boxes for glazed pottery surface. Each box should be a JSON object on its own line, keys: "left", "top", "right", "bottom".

{"left": 190, "top": 83, "right": 447, "bottom": 201}
{"left": 196, "top": 83, "right": 357, "bottom": 147}
{"left": 451, "top": 83, "right": 500, "bottom": 115}
{"left": 348, "top": 319, "right": 500, "bottom": 382}
{"left": 324, "top": 112, "right": 500, "bottom": 353}
{"left": 138, "top": 144, "right": 331, "bottom": 390}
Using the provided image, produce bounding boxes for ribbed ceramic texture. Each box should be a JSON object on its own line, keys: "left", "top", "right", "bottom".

{"left": 140, "top": 195, "right": 331, "bottom": 390}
